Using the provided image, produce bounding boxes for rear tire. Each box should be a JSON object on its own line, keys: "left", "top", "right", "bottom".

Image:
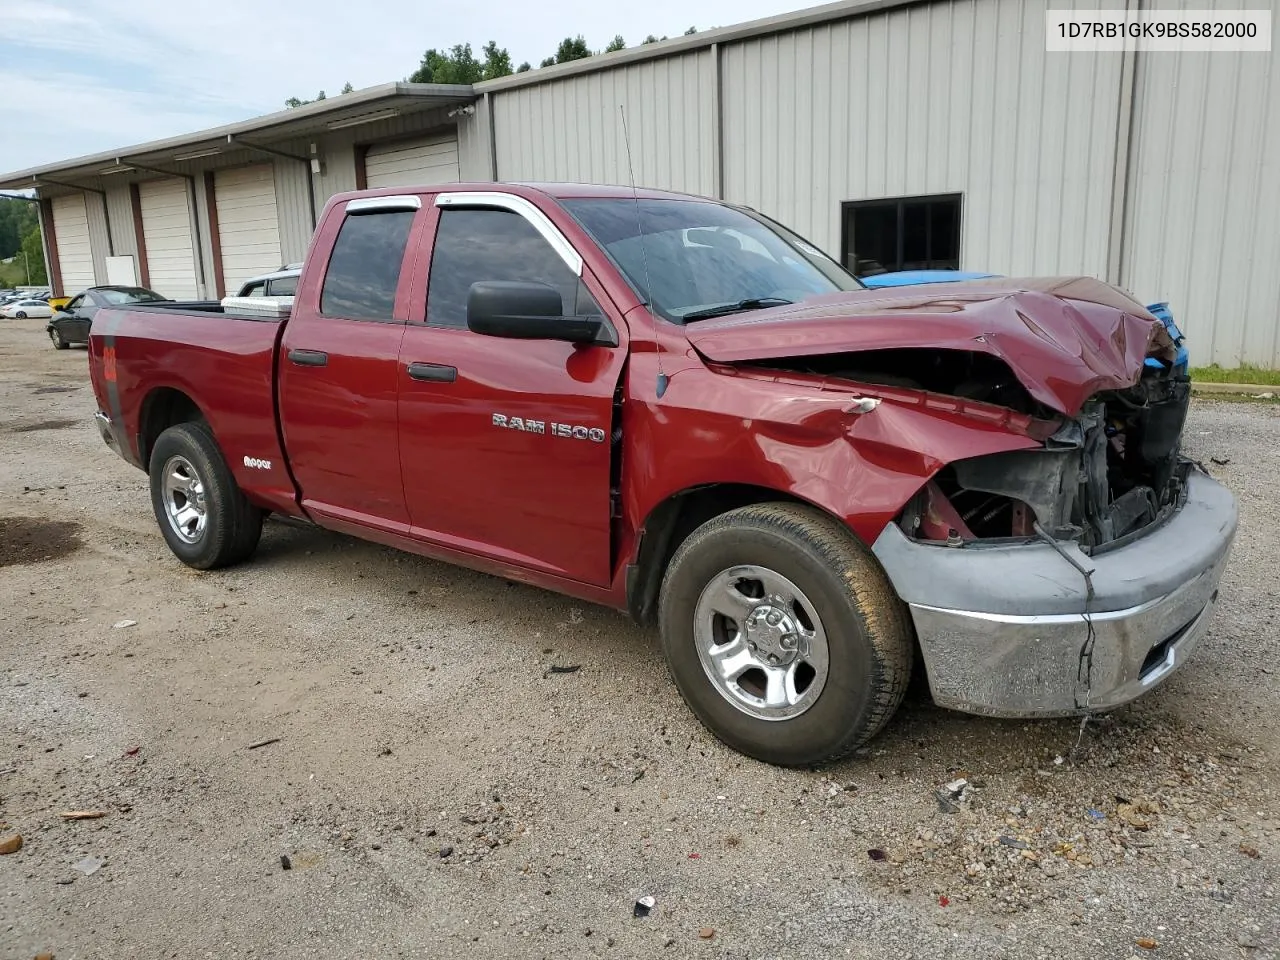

{"left": 49, "top": 328, "right": 68, "bottom": 350}
{"left": 148, "top": 421, "right": 263, "bottom": 569}
{"left": 659, "top": 502, "right": 914, "bottom": 766}
{"left": 16, "top": 311, "right": 27, "bottom": 319}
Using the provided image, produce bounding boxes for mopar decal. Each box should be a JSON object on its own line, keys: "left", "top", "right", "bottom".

{"left": 243, "top": 456, "right": 273, "bottom": 469}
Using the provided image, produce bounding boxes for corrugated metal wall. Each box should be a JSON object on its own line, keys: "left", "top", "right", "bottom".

{"left": 718, "top": 0, "right": 1127, "bottom": 275}
{"left": 1121, "top": 0, "right": 1280, "bottom": 367}
{"left": 270, "top": 149, "right": 315, "bottom": 266}
{"left": 491, "top": 50, "right": 718, "bottom": 194}
{"left": 489, "top": 0, "right": 1126, "bottom": 279}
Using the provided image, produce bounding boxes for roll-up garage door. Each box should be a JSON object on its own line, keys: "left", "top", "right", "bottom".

{"left": 214, "top": 165, "right": 282, "bottom": 293}
{"left": 51, "top": 194, "right": 96, "bottom": 295}
{"left": 139, "top": 178, "right": 199, "bottom": 300}
{"left": 365, "top": 135, "right": 459, "bottom": 188}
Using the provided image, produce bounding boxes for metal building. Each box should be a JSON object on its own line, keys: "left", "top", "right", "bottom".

{"left": 2, "top": 0, "right": 1276, "bottom": 365}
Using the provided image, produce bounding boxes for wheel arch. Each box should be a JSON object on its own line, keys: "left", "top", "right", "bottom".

{"left": 626, "top": 482, "right": 853, "bottom": 626}
{"left": 139, "top": 387, "right": 207, "bottom": 468}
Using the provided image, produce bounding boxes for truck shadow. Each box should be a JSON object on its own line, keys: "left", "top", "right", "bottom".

{"left": 248, "top": 515, "right": 1252, "bottom": 776}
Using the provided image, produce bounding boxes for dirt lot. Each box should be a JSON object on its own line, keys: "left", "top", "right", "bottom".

{"left": 1, "top": 315, "right": 1277, "bottom": 960}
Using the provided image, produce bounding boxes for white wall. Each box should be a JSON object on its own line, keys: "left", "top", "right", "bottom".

{"left": 1121, "top": 0, "right": 1280, "bottom": 366}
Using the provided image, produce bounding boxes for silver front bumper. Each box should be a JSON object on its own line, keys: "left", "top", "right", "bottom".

{"left": 872, "top": 470, "right": 1237, "bottom": 717}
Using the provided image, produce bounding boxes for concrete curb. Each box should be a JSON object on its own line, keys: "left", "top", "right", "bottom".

{"left": 1191, "top": 381, "right": 1278, "bottom": 396}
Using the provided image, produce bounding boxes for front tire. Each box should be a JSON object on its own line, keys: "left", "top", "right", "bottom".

{"left": 659, "top": 503, "right": 914, "bottom": 766}
{"left": 49, "top": 328, "right": 68, "bottom": 349}
{"left": 149, "top": 421, "right": 263, "bottom": 569}
{"left": 16, "top": 311, "right": 27, "bottom": 319}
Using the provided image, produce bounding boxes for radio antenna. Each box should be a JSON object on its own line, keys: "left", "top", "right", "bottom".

{"left": 619, "top": 104, "right": 668, "bottom": 398}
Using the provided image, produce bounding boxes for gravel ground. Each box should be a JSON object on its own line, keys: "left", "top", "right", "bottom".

{"left": 1, "top": 316, "right": 1277, "bottom": 960}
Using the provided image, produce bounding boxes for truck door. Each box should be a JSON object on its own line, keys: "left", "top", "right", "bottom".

{"left": 278, "top": 197, "right": 420, "bottom": 530}
{"left": 397, "top": 194, "right": 626, "bottom": 586}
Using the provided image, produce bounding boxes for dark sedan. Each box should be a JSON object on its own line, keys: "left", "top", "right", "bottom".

{"left": 48, "top": 286, "right": 167, "bottom": 349}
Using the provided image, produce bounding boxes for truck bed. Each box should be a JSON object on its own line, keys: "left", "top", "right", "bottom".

{"left": 88, "top": 304, "right": 301, "bottom": 516}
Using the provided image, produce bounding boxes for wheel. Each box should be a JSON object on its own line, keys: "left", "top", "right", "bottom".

{"left": 148, "top": 421, "right": 263, "bottom": 569}
{"left": 16, "top": 311, "right": 27, "bottom": 319}
{"left": 49, "top": 328, "right": 68, "bottom": 350}
{"left": 659, "top": 503, "right": 914, "bottom": 766}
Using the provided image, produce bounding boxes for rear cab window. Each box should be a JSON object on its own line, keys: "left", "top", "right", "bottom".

{"left": 320, "top": 209, "right": 417, "bottom": 321}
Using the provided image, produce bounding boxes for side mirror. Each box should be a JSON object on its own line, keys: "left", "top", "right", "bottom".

{"left": 467, "top": 280, "right": 607, "bottom": 345}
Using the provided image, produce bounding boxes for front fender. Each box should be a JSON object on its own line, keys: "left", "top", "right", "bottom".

{"left": 621, "top": 354, "right": 1043, "bottom": 547}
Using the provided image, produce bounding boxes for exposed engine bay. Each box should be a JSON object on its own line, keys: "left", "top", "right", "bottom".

{"left": 761, "top": 348, "right": 1192, "bottom": 551}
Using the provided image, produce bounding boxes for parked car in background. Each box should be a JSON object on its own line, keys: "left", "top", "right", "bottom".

{"left": 1, "top": 298, "right": 53, "bottom": 319}
{"left": 236, "top": 266, "right": 300, "bottom": 298}
{"left": 859, "top": 269, "right": 1189, "bottom": 374}
{"left": 47, "top": 285, "right": 167, "bottom": 349}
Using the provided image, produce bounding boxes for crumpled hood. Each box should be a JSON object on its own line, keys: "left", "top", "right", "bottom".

{"left": 684, "top": 276, "right": 1176, "bottom": 416}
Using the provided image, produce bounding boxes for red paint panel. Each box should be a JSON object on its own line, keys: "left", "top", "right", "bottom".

{"left": 685, "top": 281, "right": 1169, "bottom": 416}
{"left": 397, "top": 325, "right": 625, "bottom": 585}
{"left": 615, "top": 335, "right": 1041, "bottom": 553}
{"left": 90, "top": 309, "right": 299, "bottom": 516}
{"left": 278, "top": 315, "right": 408, "bottom": 527}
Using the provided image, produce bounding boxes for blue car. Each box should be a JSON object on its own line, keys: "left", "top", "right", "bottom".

{"left": 860, "top": 270, "right": 1189, "bottom": 374}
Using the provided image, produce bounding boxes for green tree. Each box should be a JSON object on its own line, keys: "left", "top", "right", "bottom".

{"left": 410, "top": 43, "right": 481, "bottom": 83}
{"left": 19, "top": 227, "right": 47, "bottom": 285}
{"left": 480, "top": 41, "right": 513, "bottom": 80}
{"left": 409, "top": 41, "right": 513, "bottom": 83}
{"left": 684, "top": 26, "right": 697, "bottom": 35}
{"left": 604, "top": 35, "right": 626, "bottom": 52}
{"left": 284, "top": 90, "right": 327, "bottom": 108}
{"left": 0, "top": 197, "right": 38, "bottom": 260}
{"left": 642, "top": 34, "right": 666, "bottom": 44}
{"left": 516, "top": 61, "right": 532, "bottom": 72}
{"left": 341, "top": 81, "right": 354, "bottom": 94}
{"left": 549, "top": 35, "right": 592, "bottom": 64}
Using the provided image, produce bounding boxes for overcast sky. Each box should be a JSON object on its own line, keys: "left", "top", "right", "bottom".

{"left": 0, "top": 0, "right": 808, "bottom": 173}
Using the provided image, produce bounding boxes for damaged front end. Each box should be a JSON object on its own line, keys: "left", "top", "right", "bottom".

{"left": 687, "top": 278, "right": 1237, "bottom": 717}
{"left": 867, "top": 360, "right": 1234, "bottom": 718}
{"left": 906, "top": 369, "right": 1192, "bottom": 549}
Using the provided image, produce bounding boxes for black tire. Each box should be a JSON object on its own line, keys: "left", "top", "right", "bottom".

{"left": 49, "top": 328, "right": 68, "bottom": 350}
{"left": 659, "top": 502, "right": 914, "bottom": 767}
{"left": 16, "top": 311, "right": 27, "bottom": 319}
{"left": 148, "top": 421, "right": 263, "bottom": 570}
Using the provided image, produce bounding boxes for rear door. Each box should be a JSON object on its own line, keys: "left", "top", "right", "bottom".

{"left": 396, "top": 194, "right": 626, "bottom": 585}
{"left": 278, "top": 196, "right": 421, "bottom": 530}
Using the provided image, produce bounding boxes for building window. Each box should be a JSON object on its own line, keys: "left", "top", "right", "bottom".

{"left": 841, "top": 194, "right": 962, "bottom": 276}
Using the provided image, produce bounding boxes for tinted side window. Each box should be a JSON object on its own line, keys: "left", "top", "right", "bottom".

{"left": 320, "top": 210, "right": 416, "bottom": 321}
{"left": 426, "top": 209, "right": 581, "bottom": 328}
{"left": 270, "top": 275, "right": 298, "bottom": 297}
{"left": 241, "top": 281, "right": 266, "bottom": 297}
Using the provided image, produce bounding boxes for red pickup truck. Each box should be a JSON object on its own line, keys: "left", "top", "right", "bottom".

{"left": 87, "top": 182, "right": 1236, "bottom": 766}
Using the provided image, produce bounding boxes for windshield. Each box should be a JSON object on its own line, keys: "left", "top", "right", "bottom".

{"left": 562, "top": 198, "right": 862, "bottom": 322}
{"left": 97, "top": 287, "right": 165, "bottom": 305}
